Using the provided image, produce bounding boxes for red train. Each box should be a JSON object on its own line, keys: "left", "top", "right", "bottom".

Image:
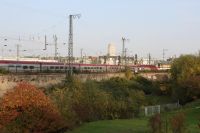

{"left": 0, "top": 60, "right": 158, "bottom": 73}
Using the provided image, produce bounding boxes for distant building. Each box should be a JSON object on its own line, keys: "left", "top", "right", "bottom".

{"left": 107, "top": 43, "right": 116, "bottom": 56}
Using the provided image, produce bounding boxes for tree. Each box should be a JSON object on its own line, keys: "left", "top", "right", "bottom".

{"left": 0, "top": 82, "right": 65, "bottom": 133}
{"left": 171, "top": 55, "right": 200, "bottom": 82}
{"left": 170, "top": 55, "right": 200, "bottom": 104}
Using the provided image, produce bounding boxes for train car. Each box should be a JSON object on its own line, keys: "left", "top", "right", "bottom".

{"left": 0, "top": 60, "right": 159, "bottom": 74}
{"left": 129, "top": 64, "right": 158, "bottom": 73}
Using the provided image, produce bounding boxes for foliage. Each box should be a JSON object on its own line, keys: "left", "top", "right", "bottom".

{"left": 71, "top": 80, "right": 113, "bottom": 122}
{"left": 100, "top": 77, "right": 130, "bottom": 99}
{"left": 124, "top": 67, "right": 133, "bottom": 80}
{"left": 170, "top": 55, "right": 200, "bottom": 104}
{"left": 171, "top": 55, "right": 200, "bottom": 82}
{"left": 129, "top": 90, "right": 145, "bottom": 117}
{"left": 131, "top": 76, "right": 160, "bottom": 95}
{"left": 149, "top": 114, "right": 163, "bottom": 133}
{"left": 170, "top": 113, "right": 186, "bottom": 133}
{"left": 50, "top": 76, "right": 150, "bottom": 126}
{"left": 0, "top": 82, "right": 65, "bottom": 133}
{"left": 0, "top": 68, "right": 9, "bottom": 74}
{"left": 50, "top": 88, "right": 79, "bottom": 129}
{"left": 99, "top": 77, "right": 147, "bottom": 118}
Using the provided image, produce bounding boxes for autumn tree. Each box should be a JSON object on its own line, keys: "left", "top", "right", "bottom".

{"left": 0, "top": 82, "right": 66, "bottom": 133}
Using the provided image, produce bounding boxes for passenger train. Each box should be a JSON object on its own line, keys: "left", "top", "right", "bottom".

{"left": 0, "top": 60, "right": 158, "bottom": 73}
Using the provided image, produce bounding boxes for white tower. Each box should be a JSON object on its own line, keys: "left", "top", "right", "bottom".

{"left": 108, "top": 43, "right": 116, "bottom": 56}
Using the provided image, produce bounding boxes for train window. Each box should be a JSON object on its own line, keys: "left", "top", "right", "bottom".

{"left": 60, "top": 67, "right": 63, "bottom": 69}
{"left": 73, "top": 67, "right": 75, "bottom": 70}
{"left": 23, "top": 66, "right": 28, "bottom": 69}
{"left": 29, "top": 66, "right": 34, "bottom": 69}
{"left": 55, "top": 66, "right": 59, "bottom": 69}
{"left": 8, "top": 65, "right": 15, "bottom": 67}
{"left": 50, "top": 66, "right": 54, "bottom": 69}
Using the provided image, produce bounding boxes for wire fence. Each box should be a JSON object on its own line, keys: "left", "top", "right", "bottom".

{"left": 144, "top": 102, "right": 180, "bottom": 116}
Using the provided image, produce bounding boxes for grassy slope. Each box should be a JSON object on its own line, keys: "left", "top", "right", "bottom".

{"left": 68, "top": 118, "right": 149, "bottom": 133}
{"left": 67, "top": 100, "right": 200, "bottom": 133}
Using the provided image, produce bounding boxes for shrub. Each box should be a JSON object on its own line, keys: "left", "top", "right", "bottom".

{"left": 0, "top": 82, "right": 66, "bottom": 133}
{"left": 149, "top": 114, "right": 163, "bottom": 133}
{"left": 0, "top": 68, "right": 8, "bottom": 74}
{"left": 129, "top": 90, "right": 145, "bottom": 117}
{"left": 125, "top": 67, "right": 133, "bottom": 80}
{"left": 170, "top": 113, "right": 186, "bottom": 133}
{"left": 71, "top": 80, "right": 114, "bottom": 122}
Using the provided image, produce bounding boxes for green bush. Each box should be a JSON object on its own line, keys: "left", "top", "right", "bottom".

{"left": 0, "top": 68, "right": 9, "bottom": 74}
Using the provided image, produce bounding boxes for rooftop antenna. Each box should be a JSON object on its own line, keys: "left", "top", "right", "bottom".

{"left": 68, "top": 14, "right": 81, "bottom": 76}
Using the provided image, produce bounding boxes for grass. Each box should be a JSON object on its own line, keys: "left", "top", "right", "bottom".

{"left": 67, "top": 100, "right": 200, "bottom": 133}
{"left": 67, "top": 118, "right": 149, "bottom": 133}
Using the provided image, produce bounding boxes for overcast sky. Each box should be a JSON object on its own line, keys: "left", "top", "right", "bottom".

{"left": 0, "top": 0, "right": 199, "bottom": 59}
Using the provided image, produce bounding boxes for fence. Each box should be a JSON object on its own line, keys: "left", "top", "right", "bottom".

{"left": 144, "top": 102, "right": 180, "bottom": 116}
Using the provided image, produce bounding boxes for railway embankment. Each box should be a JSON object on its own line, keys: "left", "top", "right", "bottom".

{"left": 0, "top": 73, "right": 125, "bottom": 96}
{"left": 0, "top": 72, "right": 169, "bottom": 97}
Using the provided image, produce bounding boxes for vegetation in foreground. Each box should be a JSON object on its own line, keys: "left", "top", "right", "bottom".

{"left": 0, "top": 54, "right": 200, "bottom": 132}
{"left": 67, "top": 100, "right": 200, "bottom": 133}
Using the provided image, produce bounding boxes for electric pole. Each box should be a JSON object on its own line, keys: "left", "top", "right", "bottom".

{"left": 122, "top": 37, "right": 129, "bottom": 65}
{"left": 68, "top": 14, "right": 81, "bottom": 76}
{"left": 53, "top": 35, "right": 58, "bottom": 60}
{"left": 125, "top": 48, "right": 127, "bottom": 65}
{"left": 43, "top": 35, "right": 48, "bottom": 50}
{"left": 80, "top": 48, "right": 83, "bottom": 63}
{"left": 16, "top": 44, "right": 20, "bottom": 61}
{"left": 148, "top": 53, "right": 151, "bottom": 65}
{"left": 163, "top": 49, "right": 168, "bottom": 61}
